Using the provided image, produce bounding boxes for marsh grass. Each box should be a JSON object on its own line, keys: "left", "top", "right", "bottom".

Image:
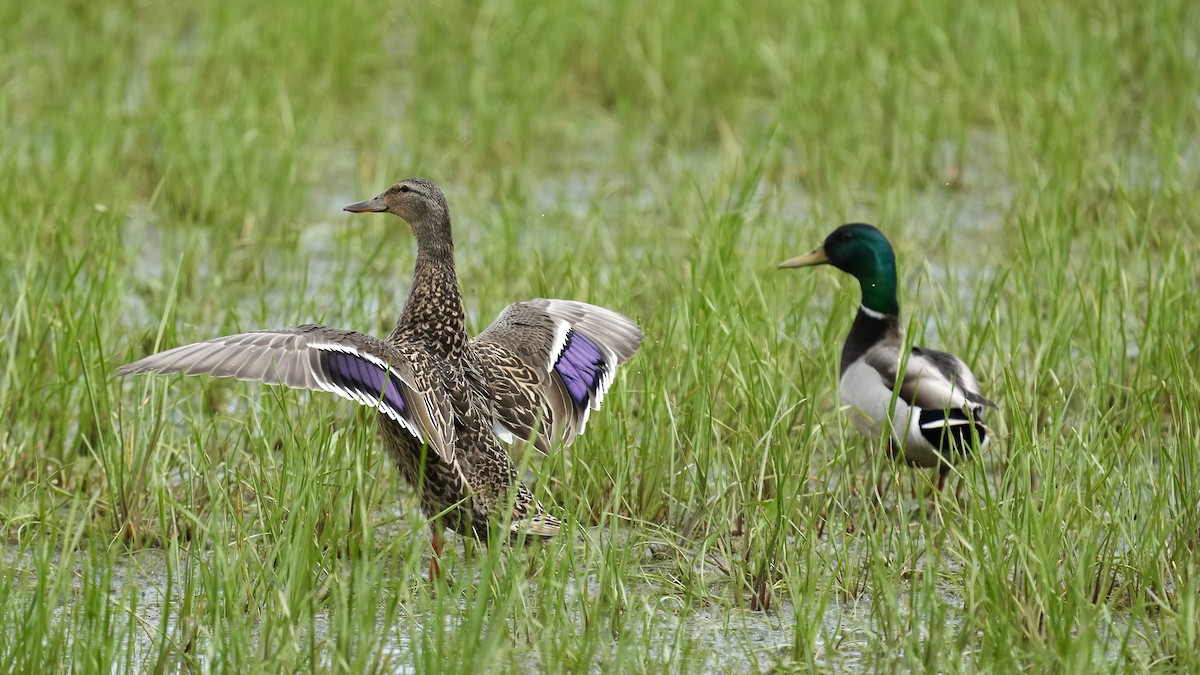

{"left": 2, "top": 0, "right": 1199, "bottom": 671}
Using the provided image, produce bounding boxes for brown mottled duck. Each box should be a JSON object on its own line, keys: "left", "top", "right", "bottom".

{"left": 119, "top": 178, "right": 643, "bottom": 577}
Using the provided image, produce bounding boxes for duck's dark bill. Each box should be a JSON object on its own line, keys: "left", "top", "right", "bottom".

{"left": 344, "top": 195, "right": 388, "bottom": 212}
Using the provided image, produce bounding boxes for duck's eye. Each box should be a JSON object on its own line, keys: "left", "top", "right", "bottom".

{"left": 399, "top": 184, "right": 411, "bottom": 193}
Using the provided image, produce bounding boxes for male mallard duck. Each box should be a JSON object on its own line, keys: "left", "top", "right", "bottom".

{"left": 119, "top": 178, "right": 642, "bottom": 577}
{"left": 779, "top": 223, "right": 995, "bottom": 493}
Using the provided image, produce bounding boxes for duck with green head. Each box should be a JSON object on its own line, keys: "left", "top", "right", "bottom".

{"left": 780, "top": 223, "right": 996, "bottom": 492}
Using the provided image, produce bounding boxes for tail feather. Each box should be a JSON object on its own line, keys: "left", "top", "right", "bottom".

{"left": 917, "top": 407, "right": 990, "bottom": 453}
{"left": 511, "top": 512, "right": 562, "bottom": 539}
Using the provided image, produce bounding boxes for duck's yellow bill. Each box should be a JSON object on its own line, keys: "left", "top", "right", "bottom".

{"left": 778, "top": 246, "right": 829, "bottom": 268}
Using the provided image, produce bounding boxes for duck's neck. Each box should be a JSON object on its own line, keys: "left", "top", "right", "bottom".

{"left": 836, "top": 240, "right": 902, "bottom": 372}
{"left": 840, "top": 305, "right": 902, "bottom": 375}
{"left": 855, "top": 262, "right": 900, "bottom": 317}
{"left": 391, "top": 220, "right": 468, "bottom": 359}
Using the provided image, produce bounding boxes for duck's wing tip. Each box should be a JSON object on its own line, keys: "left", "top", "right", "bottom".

{"left": 116, "top": 326, "right": 456, "bottom": 459}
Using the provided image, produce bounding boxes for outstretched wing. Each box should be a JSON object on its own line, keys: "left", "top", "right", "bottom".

{"left": 117, "top": 324, "right": 455, "bottom": 461}
{"left": 472, "top": 299, "right": 642, "bottom": 450}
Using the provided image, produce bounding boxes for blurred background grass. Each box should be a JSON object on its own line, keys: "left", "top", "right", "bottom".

{"left": 1, "top": 0, "right": 1198, "bottom": 671}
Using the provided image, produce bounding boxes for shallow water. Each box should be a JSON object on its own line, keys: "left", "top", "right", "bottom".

{"left": 91, "top": 131, "right": 1171, "bottom": 672}
{"left": 22, "top": 538, "right": 1149, "bottom": 672}
{"left": 6, "top": 534, "right": 852, "bottom": 672}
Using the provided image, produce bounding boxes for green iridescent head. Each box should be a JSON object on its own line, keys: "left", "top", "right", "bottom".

{"left": 779, "top": 223, "right": 900, "bottom": 316}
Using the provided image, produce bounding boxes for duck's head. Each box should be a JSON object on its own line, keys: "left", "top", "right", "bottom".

{"left": 779, "top": 223, "right": 899, "bottom": 315}
{"left": 779, "top": 223, "right": 894, "bottom": 275}
{"left": 344, "top": 178, "right": 449, "bottom": 229}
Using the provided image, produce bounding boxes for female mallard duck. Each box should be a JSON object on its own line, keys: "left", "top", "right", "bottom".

{"left": 119, "top": 178, "right": 642, "bottom": 577}
{"left": 779, "top": 223, "right": 995, "bottom": 493}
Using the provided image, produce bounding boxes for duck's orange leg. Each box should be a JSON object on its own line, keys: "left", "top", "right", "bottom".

{"left": 429, "top": 525, "right": 445, "bottom": 581}
{"left": 936, "top": 465, "right": 950, "bottom": 493}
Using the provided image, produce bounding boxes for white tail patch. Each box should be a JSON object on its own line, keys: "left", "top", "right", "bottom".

{"left": 919, "top": 417, "right": 973, "bottom": 430}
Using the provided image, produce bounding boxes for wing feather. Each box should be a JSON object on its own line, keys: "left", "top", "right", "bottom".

{"left": 117, "top": 326, "right": 456, "bottom": 463}
{"left": 473, "top": 299, "right": 642, "bottom": 449}
{"left": 864, "top": 344, "right": 978, "bottom": 413}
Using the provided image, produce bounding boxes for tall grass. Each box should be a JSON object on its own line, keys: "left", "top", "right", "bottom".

{"left": 1, "top": 0, "right": 1198, "bottom": 671}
